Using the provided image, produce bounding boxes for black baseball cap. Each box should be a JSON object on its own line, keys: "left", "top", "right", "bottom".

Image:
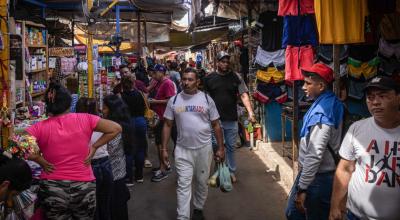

{"left": 364, "top": 76, "right": 400, "bottom": 92}
{"left": 217, "top": 51, "right": 230, "bottom": 61}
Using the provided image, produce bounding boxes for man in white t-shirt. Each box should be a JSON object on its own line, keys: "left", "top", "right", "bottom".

{"left": 162, "top": 68, "right": 225, "bottom": 220}
{"left": 330, "top": 76, "right": 400, "bottom": 220}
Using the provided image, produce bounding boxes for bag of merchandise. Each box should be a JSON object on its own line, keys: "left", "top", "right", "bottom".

{"left": 218, "top": 163, "right": 233, "bottom": 193}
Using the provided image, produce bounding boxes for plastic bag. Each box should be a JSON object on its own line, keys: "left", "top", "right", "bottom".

{"left": 218, "top": 163, "right": 233, "bottom": 193}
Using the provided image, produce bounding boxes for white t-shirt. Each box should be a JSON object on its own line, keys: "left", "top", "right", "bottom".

{"left": 164, "top": 91, "right": 219, "bottom": 149}
{"left": 91, "top": 132, "right": 109, "bottom": 159}
{"left": 339, "top": 117, "right": 400, "bottom": 220}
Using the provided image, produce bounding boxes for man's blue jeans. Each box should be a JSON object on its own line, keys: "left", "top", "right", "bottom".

{"left": 126, "top": 116, "right": 147, "bottom": 181}
{"left": 285, "top": 171, "right": 334, "bottom": 220}
{"left": 212, "top": 121, "right": 238, "bottom": 173}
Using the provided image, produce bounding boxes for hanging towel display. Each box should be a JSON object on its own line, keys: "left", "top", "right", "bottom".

{"left": 285, "top": 45, "right": 315, "bottom": 81}
{"left": 255, "top": 46, "right": 285, "bottom": 68}
{"left": 282, "top": 15, "right": 318, "bottom": 48}
{"left": 314, "top": 0, "right": 368, "bottom": 44}
{"left": 257, "top": 11, "right": 284, "bottom": 51}
{"left": 278, "top": 0, "right": 314, "bottom": 16}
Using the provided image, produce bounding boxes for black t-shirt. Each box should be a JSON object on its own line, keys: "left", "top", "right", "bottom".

{"left": 258, "top": 11, "right": 284, "bottom": 51}
{"left": 121, "top": 90, "right": 146, "bottom": 117}
{"left": 204, "top": 72, "right": 248, "bottom": 121}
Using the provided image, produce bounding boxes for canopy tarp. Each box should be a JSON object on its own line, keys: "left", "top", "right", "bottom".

{"left": 132, "top": 0, "right": 190, "bottom": 20}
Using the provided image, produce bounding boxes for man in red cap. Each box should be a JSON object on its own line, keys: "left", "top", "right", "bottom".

{"left": 286, "top": 63, "right": 344, "bottom": 220}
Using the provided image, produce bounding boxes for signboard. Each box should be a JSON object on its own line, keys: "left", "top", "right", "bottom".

{"left": 74, "top": 44, "right": 87, "bottom": 55}
{"left": 49, "top": 47, "right": 74, "bottom": 57}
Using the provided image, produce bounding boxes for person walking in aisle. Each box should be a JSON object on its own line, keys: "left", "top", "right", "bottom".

{"left": 285, "top": 63, "right": 344, "bottom": 220}
{"left": 27, "top": 83, "right": 121, "bottom": 220}
{"left": 203, "top": 51, "right": 256, "bottom": 182}
{"left": 76, "top": 97, "right": 113, "bottom": 220}
{"left": 149, "top": 64, "right": 177, "bottom": 182}
{"left": 120, "top": 76, "right": 148, "bottom": 184}
{"left": 329, "top": 76, "right": 400, "bottom": 220}
{"left": 102, "top": 95, "right": 134, "bottom": 220}
{"left": 162, "top": 68, "right": 225, "bottom": 220}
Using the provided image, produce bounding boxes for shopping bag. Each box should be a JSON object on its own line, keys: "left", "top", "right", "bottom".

{"left": 218, "top": 163, "right": 233, "bottom": 193}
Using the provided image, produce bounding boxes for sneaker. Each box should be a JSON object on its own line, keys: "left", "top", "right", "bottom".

{"left": 151, "top": 170, "right": 168, "bottom": 182}
{"left": 136, "top": 178, "right": 144, "bottom": 183}
{"left": 192, "top": 209, "right": 205, "bottom": 220}
{"left": 152, "top": 165, "right": 172, "bottom": 174}
{"left": 126, "top": 182, "right": 135, "bottom": 187}
{"left": 144, "top": 159, "right": 153, "bottom": 168}
{"left": 152, "top": 167, "right": 161, "bottom": 173}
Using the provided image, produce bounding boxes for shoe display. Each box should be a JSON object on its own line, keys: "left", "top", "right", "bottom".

{"left": 151, "top": 170, "right": 168, "bottom": 182}
{"left": 192, "top": 209, "right": 205, "bottom": 220}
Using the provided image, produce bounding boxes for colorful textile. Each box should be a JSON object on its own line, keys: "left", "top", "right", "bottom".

{"left": 314, "top": 0, "right": 368, "bottom": 44}
{"left": 282, "top": 15, "right": 318, "bottom": 48}
{"left": 255, "top": 46, "right": 285, "bottom": 68}
{"left": 256, "top": 67, "right": 285, "bottom": 84}
{"left": 285, "top": 45, "right": 315, "bottom": 81}
{"left": 348, "top": 57, "right": 380, "bottom": 80}
{"left": 278, "top": 0, "right": 314, "bottom": 16}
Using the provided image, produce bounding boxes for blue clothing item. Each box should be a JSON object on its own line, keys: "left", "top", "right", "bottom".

{"left": 91, "top": 156, "right": 113, "bottom": 220}
{"left": 286, "top": 171, "right": 334, "bottom": 220}
{"left": 282, "top": 15, "right": 318, "bottom": 48}
{"left": 300, "top": 91, "right": 344, "bottom": 138}
{"left": 126, "top": 116, "right": 147, "bottom": 181}
{"left": 346, "top": 210, "right": 361, "bottom": 220}
{"left": 212, "top": 121, "right": 239, "bottom": 173}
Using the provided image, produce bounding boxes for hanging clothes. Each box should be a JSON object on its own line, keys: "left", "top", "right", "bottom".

{"left": 257, "top": 11, "right": 284, "bottom": 51}
{"left": 314, "top": 0, "right": 368, "bottom": 44}
{"left": 380, "top": 13, "right": 400, "bottom": 41}
{"left": 255, "top": 46, "right": 285, "bottom": 68}
{"left": 282, "top": 15, "right": 318, "bottom": 48}
{"left": 278, "top": 0, "right": 314, "bottom": 16}
{"left": 285, "top": 45, "right": 315, "bottom": 81}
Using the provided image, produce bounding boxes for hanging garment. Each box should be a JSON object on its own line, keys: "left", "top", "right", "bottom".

{"left": 255, "top": 46, "right": 285, "bottom": 68}
{"left": 285, "top": 45, "right": 315, "bottom": 81}
{"left": 378, "top": 38, "right": 400, "bottom": 59}
{"left": 257, "top": 11, "right": 284, "bottom": 51}
{"left": 347, "top": 57, "right": 380, "bottom": 80}
{"left": 278, "top": 0, "right": 314, "bottom": 16}
{"left": 380, "top": 13, "right": 400, "bottom": 41}
{"left": 282, "top": 15, "right": 318, "bottom": 48}
{"left": 256, "top": 67, "right": 285, "bottom": 84}
{"left": 348, "top": 44, "right": 378, "bottom": 62}
{"left": 317, "top": 45, "right": 348, "bottom": 63}
{"left": 314, "top": 0, "right": 368, "bottom": 44}
{"left": 253, "top": 82, "right": 288, "bottom": 104}
{"left": 326, "top": 63, "right": 348, "bottom": 77}
{"left": 347, "top": 79, "right": 368, "bottom": 100}
{"left": 379, "top": 56, "right": 400, "bottom": 75}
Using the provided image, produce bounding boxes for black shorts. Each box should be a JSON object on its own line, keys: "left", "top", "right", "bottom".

{"left": 154, "top": 120, "right": 177, "bottom": 146}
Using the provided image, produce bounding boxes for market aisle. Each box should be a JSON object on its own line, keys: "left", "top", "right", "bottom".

{"left": 128, "top": 138, "right": 287, "bottom": 220}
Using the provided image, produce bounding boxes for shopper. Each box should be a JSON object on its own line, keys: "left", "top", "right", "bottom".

{"left": 103, "top": 95, "right": 133, "bottom": 220}
{"left": 114, "top": 65, "right": 148, "bottom": 95}
{"left": 149, "top": 64, "right": 177, "bottom": 182}
{"left": 203, "top": 51, "right": 256, "bottom": 182}
{"left": 285, "top": 63, "right": 344, "bottom": 220}
{"left": 121, "top": 76, "right": 148, "bottom": 184}
{"left": 76, "top": 97, "right": 113, "bottom": 220}
{"left": 329, "top": 76, "right": 400, "bottom": 220}
{"left": 0, "top": 154, "right": 32, "bottom": 207}
{"left": 27, "top": 83, "right": 122, "bottom": 220}
{"left": 162, "top": 68, "right": 225, "bottom": 220}
{"left": 169, "top": 61, "right": 182, "bottom": 93}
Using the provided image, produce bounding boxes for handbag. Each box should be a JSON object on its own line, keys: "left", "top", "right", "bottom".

{"left": 139, "top": 92, "right": 158, "bottom": 127}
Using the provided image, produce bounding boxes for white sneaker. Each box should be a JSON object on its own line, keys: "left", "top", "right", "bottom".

{"left": 144, "top": 159, "right": 153, "bottom": 168}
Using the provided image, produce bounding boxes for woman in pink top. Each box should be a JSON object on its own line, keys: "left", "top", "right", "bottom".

{"left": 27, "top": 83, "right": 121, "bottom": 220}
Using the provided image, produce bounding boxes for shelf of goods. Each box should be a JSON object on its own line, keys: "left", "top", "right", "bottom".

{"left": 14, "top": 20, "right": 49, "bottom": 106}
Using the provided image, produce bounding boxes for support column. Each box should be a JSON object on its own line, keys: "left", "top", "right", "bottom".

{"left": 87, "top": 0, "right": 94, "bottom": 98}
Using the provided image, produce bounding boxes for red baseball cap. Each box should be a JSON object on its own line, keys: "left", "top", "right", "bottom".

{"left": 301, "top": 63, "right": 334, "bottom": 83}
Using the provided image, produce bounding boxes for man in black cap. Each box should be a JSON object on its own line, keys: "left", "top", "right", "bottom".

{"left": 330, "top": 76, "right": 400, "bottom": 220}
{"left": 203, "top": 51, "right": 256, "bottom": 182}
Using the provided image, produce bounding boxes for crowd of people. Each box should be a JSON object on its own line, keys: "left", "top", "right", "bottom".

{"left": 0, "top": 51, "right": 399, "bottom": 220}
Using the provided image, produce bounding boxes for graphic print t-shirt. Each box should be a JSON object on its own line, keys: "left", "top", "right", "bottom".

{"left": 164, "top": 91, "right": 219, "bottom": 149}
{"left": 339, "top": 117, "right": 400, "bottom": 220}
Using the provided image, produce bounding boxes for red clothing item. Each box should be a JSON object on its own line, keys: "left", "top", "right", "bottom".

{"left": 27, "top": 113, "right": 100, "bottom": 181}
{"left": 152, "top": 78, "right": 176, "bottom": 120}
{"left": 285, "top": 45, "right": 315, "bottom": 81}
{"left": 135, "top": 80, "right": 148, "bottom": 93}
{"left": 278, "top": 0, "right": 314, "bottom": 16}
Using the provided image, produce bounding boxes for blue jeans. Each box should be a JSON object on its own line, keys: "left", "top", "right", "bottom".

{"left": 213, "top": 121, "right": 238, "bottom": 173}
{"left": 91, "top": 156, "right": 113, "bottom": 220}
{"left": 126, "top": 116, "right": 147, "bottom": 181}
{"left": 286, "top": 171, "right": 334, "bottom": 220}
{"left": 346, "top": 210, "right": 361, "bottom": 220}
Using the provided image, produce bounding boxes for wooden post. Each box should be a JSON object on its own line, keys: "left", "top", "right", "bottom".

{"left": 292, "top": 81, "right": 299, "bottom": 179}
{"left": 87, "top": 0, "right": 94, "bottom": 98}
{"left": 333, "top": 45, "right": 340, "bottom": 95}
{"left": 1, "top": 0, "right": 10, "bottom": 146}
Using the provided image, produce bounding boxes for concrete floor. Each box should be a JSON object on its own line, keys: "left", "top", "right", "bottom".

{"left": 128, "top": 140, "right": 288, "bottom": 220}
